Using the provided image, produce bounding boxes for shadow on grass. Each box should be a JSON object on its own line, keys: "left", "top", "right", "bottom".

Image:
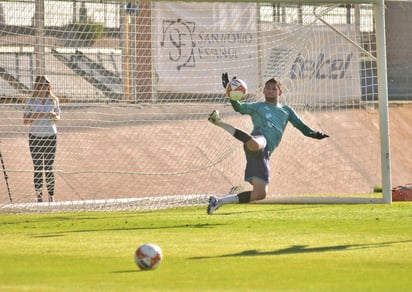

{"left": 28, "top": 223, "right": 224, "bottom": 238}
{"left": 189, "top": 240, "right": 412, "bottom": 260}
{"left": 210, "top": 204, "right": 329, "bottom": 216}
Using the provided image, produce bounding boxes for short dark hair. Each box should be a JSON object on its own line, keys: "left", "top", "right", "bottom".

{"left": 264, "top": 78, "right": 283, "bottom": 96}
{"left": 265, "top": 78, "right": 281, "bottom": 87}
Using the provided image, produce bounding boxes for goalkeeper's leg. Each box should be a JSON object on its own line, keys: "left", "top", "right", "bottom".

{"left": 207, "top": 179, "right": 268, "bottom": 214}
{"left": 208, "top": 110, "right": 266, "bottom": 151}
{"left": 207, "top": 143, "right": 270, "bottom": 214}
{"left": 222, "top": 179, "right": 268, "bottom": 204}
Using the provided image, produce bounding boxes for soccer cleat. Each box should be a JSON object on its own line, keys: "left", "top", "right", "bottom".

{"left": 48, "top": 196, "right": 54, "bottom": 202}
{"left": 207, "top": 196, "right": 220, "bottom": 215}
{"left": 208, "top": 110, "right": 221, "bottom": 125}
{"left": 37, "top": 195, "right": 43, "bottom": 203}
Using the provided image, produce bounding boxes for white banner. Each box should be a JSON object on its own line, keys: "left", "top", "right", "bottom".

{"left": 154, "top": 5, "right": 361, "bottom": 103}
{"left": 261, "top": 24, "right": 361, "bottom": 103}
{"left": 154, "top": 2, "right": 258, "bottom": 93}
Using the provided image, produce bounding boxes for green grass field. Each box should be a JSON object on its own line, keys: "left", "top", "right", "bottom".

{"left": 1, "top": 203, "right": 411, "bottom": 291}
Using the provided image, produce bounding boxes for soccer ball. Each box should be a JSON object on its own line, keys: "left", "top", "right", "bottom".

{"left": 226, "top": 78, "right": 248, "bottom": 101}
{"left": 135, "top": 244, "right": 163, "bottom": 270}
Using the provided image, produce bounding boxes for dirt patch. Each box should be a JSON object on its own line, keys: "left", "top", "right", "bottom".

{"left": 0, "top": 102, "right": 411, "bottom": 204}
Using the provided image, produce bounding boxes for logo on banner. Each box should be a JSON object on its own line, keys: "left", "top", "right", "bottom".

{"left": 265, "top": 49, "right": 354, "bottom": 80}
{"left": 290, "top": 53, "right": 353, "bottom": 80}
{"left": 160, "top": 18, "right": 196, "bottom": 70}
{"left": 160, "top": 18, "right": 254, "bottom": 71}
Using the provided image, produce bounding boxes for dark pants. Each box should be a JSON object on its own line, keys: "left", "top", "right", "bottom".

{"left": 29, "top": 134, "right": 57, "bottom": 197}
{"left": 244, "top": 143, "right": 270, "bottom": 184}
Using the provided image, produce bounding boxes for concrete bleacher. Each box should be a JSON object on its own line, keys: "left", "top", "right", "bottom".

{"left": 0, "top": 46, "right": 123, "bottom": 103}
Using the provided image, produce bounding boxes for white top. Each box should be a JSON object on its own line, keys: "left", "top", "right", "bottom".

{"left": 23, "top": 96, "right": 61, "bottom": 137}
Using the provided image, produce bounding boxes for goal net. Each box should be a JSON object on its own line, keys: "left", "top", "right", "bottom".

{"left": 0, "top": 0, "right": 390, "bottom": 212}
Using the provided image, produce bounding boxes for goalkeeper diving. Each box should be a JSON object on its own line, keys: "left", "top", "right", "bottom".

{"left": 207, "top": 74, "right": 329, "bottom": 214}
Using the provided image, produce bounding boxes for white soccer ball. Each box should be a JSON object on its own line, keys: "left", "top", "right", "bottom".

{"left": 226, "top": 78, "right": 248, "bottom": 101}
{"left": 135, "top": 243, "right": 163, "bottom": 270}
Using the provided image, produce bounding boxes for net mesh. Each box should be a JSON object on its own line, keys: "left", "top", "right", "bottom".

{"left": 0, "top": 1, "right": 385, "bottom": 212}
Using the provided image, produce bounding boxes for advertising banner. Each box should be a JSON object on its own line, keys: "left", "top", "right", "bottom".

{"left": 155, "top": 2, "right": 259, "bottom": 93}
{"left": 261, "top": 23, "right": 361, "bottom": 103}
{"left": 155, "top": 4, "right": 360, "bottom": 103}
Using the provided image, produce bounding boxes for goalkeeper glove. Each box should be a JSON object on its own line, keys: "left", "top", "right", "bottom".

{"left": 222, "top": 72, "right": 229, "bottom": 89}
{"left": 310, "top": 131, "right": 329, "bottom": 139}
{"left": 221, "top": 72, "right": 237, "bottom": 89}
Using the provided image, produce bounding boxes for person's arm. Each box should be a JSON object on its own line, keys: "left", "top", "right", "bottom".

{"left": 48, "top": 112, "right": 60, "bottom": 121}
{"left": 50, "top": 98, "right": 61, "bottom": 122}
{"left": 230, "top": 99, "right": 257, "bottom": 116}
{"left": 24, "top": 112, "right": 45, "bottom": 125}
{"left": 23, "top": 99, "right": 33, "bottom": 125}
{"left": 23, "top": 98, "right": 61, "bottom": 124}
{"left": 23, "top": 113, "right": 32, "bottom": 125}
{"left": 230, "top": 99, "right": 243, "bottom": 112}
{"left": 287, "top": 106, "right": 329, "bottom": 139}
{"left": 24, "top": 110, "right": 55, "bottom": 124}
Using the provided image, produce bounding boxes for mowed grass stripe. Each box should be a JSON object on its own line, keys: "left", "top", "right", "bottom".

{"left": 0, "top": 203, "right": 411, "bottom": 291}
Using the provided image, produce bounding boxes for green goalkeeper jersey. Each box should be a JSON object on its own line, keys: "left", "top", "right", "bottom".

{"left": 230, "top": 100, "right": 315, "bottom": 155}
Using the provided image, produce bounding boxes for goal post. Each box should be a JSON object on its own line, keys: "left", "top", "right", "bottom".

{"left": 374, "top": 0, "right": 392, "bottom": 204}
{"left": 0, "top": 0, "right": 391, "bottom": 212}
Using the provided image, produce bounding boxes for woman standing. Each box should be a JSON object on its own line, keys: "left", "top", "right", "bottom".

{"left": 23, "top": 76, "right": 61, "bottom": 202}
